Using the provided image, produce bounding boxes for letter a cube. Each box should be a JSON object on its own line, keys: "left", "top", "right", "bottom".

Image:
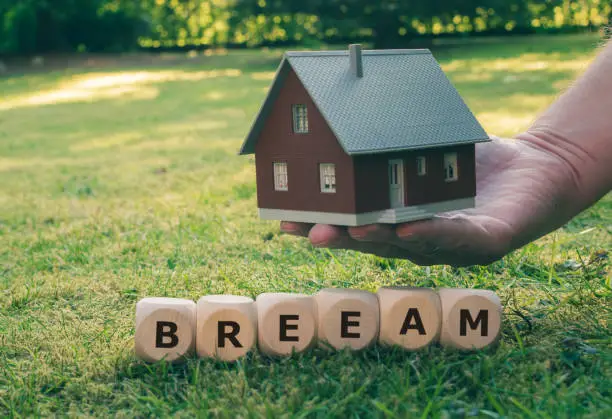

{"left": 315, "top": 288, "right": 379, "bottom": 350}
{"left": 438, "top": 289, "right": 502, "bottom": 350}
{"left": 256, "top": 293, "right": 316, "bottom": 356}
{"left": 196, "top": 295, "right": 257, "bottom": 361}
{"left": 135, "top": 297, "right": 196, "bottom": 362}
{"left": 377, "top": 287, "right": 441, "bottom": 350}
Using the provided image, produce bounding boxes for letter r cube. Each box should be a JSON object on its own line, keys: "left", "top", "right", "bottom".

{"left": 196, "top": 295, "right": 257, "bottom": 361}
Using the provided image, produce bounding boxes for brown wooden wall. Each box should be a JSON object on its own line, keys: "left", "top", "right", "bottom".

{"left": 403, "top": 144, "right": 476, "bottom": 206}
{"left": 254, "top": 67, "right": 357, "bottom": 214}
{"left": 353, "top": 144, "right": 476, "bottom": 213}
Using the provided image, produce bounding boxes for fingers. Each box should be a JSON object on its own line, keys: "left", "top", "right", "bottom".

{"left": 281, "top": 214, "right": 511, "bottom": 266}
{"left": 307, "top": 224, "right": 416, "bottom": 259}
{"left": 280, "top": 221, "right": 313, "bottom": 237}
{"left": 306, "top": 224, "right": 446, "bottom": 263}
{"left": 308, "top": 224, "right": 345, "bottom": 247}
{"left": 348, "top": 224, "right": 397, "bottom": 243}
{"left": 282, "top": 223, "right": 403, "bottom": 258}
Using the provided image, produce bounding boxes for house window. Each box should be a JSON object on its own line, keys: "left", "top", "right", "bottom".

{"left": 273, "top": 162, "right": 288, "bottom": 191}
{"left": 292, "top": 104, "right": 308, "bottom": 133}
{"left": 444, "top": 153, "right": 458, "bottom": 182}
{"left": 416, "top": 156, "right": 427, "bottom": 176}
{"left": 319, "top": 163, "right": 336, "bottom": 193}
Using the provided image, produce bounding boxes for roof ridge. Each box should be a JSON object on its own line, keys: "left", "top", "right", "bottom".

{"left": 285, "top": 49, "right": 431, "bottom": 58}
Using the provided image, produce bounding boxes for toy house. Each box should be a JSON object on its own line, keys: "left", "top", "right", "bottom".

{"left": 239, "top": 45, "right": 489, "bottom": 226}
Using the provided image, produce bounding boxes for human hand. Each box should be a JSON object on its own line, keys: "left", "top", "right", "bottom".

{"left": 280, "top": 136, "right": 582, "bottom": 266}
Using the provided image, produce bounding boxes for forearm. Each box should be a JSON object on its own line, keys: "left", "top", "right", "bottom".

{"left": 516, "top": 39, "right": 612, "bottom": 211}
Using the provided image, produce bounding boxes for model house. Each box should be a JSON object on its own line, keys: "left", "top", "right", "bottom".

{"left": 239, "top": 45, "right": 489, "bottom": 226}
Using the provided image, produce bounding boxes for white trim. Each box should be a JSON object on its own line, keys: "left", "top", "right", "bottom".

{"left": 388, "top": 159, "right": 404, "bottom": 208}
{"left": 259, "top": 197, "right": 475, "bottom": 226}
{"left": 444, "top": 152, "right": 458, "bottom": 182}
{"left": 292, "top": 104, "right": 308, "bottom": 134}
{"left": 319, "top": 163, "right": 336, "bottom": 193}
{"left": 273, "top": 162, "right": 288, "bottom": 191}
{"left": 416, "top": 156, "right": 427, "bottom": 176}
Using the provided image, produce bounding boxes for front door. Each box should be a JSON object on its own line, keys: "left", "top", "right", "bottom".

{"left": 388, "top": 159, "right": 404, "bottom": 208}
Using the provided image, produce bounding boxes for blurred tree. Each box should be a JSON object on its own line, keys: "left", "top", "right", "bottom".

{"left": 0, "top": 0, "right": 609, "bottom": 54}
{"left": 0, "top": 0, "right": 146, "bottom": 54}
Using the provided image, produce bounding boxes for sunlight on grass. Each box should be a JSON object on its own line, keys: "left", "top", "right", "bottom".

{"left": 70, "top": 120, "right": 231, "bottom": 153}
{"left": 474, "top": 93, "right": 555, "bottom": 134}
{"left": 202, "top": 91, "right": 226, "bottom": 100}
{"left": 0, "top": 156, "right": 96, "bottom": 172}
{"left": 250, "top": 71, "right": 276, "bottom": 81}
{"left": 0, "top": 84, "right": 159, "bottom": 110}
{"left": 70, "top": 132, "right": 144, "bottom": 151}
{"left": 127, "top": 135, "right": 233, "bottom": 152}
{"left": 441, "top": 50, "right": 597, "bottom": 137}
{"left": 476, "top": 111, "right": 536, "bottom": 135}
{"left": 441, "top": 52, "right": 593, "bottom": 73}
{"left": 0, "top": 69, "right": 243, "bottom": 111}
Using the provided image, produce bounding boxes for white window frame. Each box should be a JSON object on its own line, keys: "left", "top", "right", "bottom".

{"left": 319, "top": 163, "right": 336, "bottom": 193}
{"left": 273, "top": 162, "right": 288, "bottom": 191}
{"left": 292, "top": 104, "right": 309, "bottom": 134}
{"left": 416, "top": 156, "right": 427, "bottom": 176}
{"left": 444, "top": 153, "right": 458, "bottom": 182}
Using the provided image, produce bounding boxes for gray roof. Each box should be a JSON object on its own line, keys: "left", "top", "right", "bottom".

{"left": 239, "top": 48, "right": 488, "bottom": 155}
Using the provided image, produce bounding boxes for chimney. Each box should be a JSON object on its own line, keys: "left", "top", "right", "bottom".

{"left": 349, "top": 44, "right": 363, "bottom": 78}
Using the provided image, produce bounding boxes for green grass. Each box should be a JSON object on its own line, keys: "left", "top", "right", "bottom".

{"left": 1, "top": 34, "right": 611, "bottom": 417}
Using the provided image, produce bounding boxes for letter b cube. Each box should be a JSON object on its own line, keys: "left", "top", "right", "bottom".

{"left": 134, "top": 297, "right": 196, "bottom": 362}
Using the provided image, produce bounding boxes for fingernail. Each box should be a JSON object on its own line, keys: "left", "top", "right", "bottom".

{"left": 397, "top": 230, "right": 414, "bottom": 240}
{"left": 280, "top": 223, "right": 296, "bottom": 233}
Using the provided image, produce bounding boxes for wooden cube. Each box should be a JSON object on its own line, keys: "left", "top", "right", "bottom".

{"left": 196, "top": 295, "right": 257, "bottom": 361}
{"left": 256, "top": 293, "right": 316, "bottom": 356}
{"left": 134, "top": 297, "right": 196, "bottom": 362}
{"left": 377, "top": 287, "right": 441, "bottom": 350}
{"left": 315, "top": 288, "right": 379, "bottom": 350}
{"left": 438, "top": 289, "right": 502, "bottom": 350}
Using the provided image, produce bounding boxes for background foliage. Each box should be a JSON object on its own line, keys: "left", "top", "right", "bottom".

{"left": 0, "top": 0, "right": 610, "bottom": 54}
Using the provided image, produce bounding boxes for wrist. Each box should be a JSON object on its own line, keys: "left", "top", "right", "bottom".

{"left": 515, "top": 128, "right": 611, "bottom": 216}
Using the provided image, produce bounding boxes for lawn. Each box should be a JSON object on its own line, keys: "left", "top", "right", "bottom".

{"left": 1, "top": 34, "right": 611, "bottom": 417}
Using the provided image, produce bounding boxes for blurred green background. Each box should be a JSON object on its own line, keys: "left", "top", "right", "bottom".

{"left": 0, "top": 0, "right": 610, "bottom": 54}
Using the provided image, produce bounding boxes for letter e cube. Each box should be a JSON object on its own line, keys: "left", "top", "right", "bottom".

{"left": 256, "top": 293, "right": 316, "bottom": 356}
{"left": 315, "top": 288, "right": 379, "bottom": 350}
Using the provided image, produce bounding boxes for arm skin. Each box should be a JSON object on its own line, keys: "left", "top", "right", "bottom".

{"left": 281, "top": 40, "right": 612, "bottom": 267}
